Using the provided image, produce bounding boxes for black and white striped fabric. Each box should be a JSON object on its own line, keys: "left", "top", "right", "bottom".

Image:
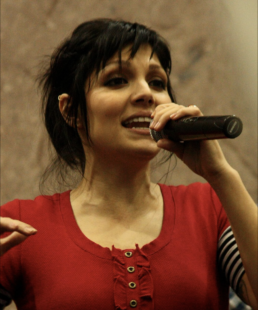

{"left": 218, "top": 226, "right": 245, "bottom": 292}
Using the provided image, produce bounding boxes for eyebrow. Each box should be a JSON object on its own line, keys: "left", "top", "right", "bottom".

{"left": 104, "top": 60, "right": 164, "bottom": 71}
{"left": 104, "top": 60, "right": 131, "bottom": 68}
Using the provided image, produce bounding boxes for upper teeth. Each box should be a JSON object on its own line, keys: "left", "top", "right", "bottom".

{"left": 124, "top": 117, "right": 152, "bottom": 124}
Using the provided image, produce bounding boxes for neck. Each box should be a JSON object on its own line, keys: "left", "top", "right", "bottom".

{"left": 71, "top": 152, "right": 159, "bottom": 214}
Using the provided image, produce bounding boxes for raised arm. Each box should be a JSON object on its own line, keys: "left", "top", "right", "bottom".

{"left": 151, "top": 103, "right": 258, "bottom": 308}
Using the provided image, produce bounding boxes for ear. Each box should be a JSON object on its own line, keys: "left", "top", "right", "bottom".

{"left": 58, "top": 93, "right": 83, "bottom": 128}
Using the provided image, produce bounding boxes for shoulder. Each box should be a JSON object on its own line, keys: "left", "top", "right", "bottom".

{"left": 159, "top": 182, "right": 218, "bottom": 205}
{"left": 159, "top": 181, "right": 211, "bottom": 193}
{"left": 158, "top": 182, "right": 219, "bottom": 219}
{"left": 0, "top": 191, "right": 71, "bottom": 220}
{"left": 159, "top": 182, "right": 229, "bottom": 235}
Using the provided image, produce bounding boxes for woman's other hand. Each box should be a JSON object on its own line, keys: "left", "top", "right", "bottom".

{"left": 150, "top": 103, "right": 232, "bottom": 182}
{"left": 0, "top": 217, "right": 37, "bottom": 256}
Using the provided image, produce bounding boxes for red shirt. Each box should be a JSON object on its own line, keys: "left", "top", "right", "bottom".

{"left": 0, "top": 183, "right": 230, "bottom": 309}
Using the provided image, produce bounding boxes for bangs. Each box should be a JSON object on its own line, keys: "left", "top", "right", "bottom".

{"left": 87, "top": 21, "right": 171, "bottom": 76}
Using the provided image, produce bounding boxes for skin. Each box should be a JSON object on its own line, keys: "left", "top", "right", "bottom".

{"left": 66, "top": 45, "right": 172, "bottom": 249}
{"left": 0, "top": 44, "right": 257, "bottom": 308}
{"left": 0, "top": 217, "right": 37, "bottom": 256}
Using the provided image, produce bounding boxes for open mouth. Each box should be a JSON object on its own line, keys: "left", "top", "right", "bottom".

{"left": 123, "top": 117, "right": 152, "bottom": 129}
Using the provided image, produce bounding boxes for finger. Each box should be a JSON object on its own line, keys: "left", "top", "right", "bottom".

{"left": 170, "top": 105, "right": 203, "bottom": 120}
{"left": 150, "top": 105, "right": 182, "bottom": 129}
{"left": 151, "top": 102, "right": 177, "bottom": 117}
{"left": 0, "top": 217, "right": 37, "bottom": 236}
{"left": 0, "top": 232, "right": 29, "bottom": 256}
{"left": 151, "top": 105, "right": 203, "bottom": 131}
{"left": 152, "top": 103, "right": 179, "bottom": 117}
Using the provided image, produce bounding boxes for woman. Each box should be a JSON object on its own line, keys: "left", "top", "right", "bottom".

{"left": 0, "top": 18, "right": 257, "bottom": 310}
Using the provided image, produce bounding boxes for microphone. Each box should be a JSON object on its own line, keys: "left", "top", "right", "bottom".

{"left": 149, "top": 115, "right": 243, "bottom": 142}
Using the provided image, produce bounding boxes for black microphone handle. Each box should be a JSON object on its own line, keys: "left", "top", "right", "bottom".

{"left": 149, "top": 115, "right": 243, "bottom": 142}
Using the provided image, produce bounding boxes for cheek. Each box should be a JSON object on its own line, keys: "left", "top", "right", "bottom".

{"left": 87, "top": 93, "right": 123, "bottom": 130}
{"left": 161, "top": 92, "right": 173, "bottom": 103}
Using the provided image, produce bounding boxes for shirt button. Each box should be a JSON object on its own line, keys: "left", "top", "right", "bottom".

{"left": 127, "top": 266, "right": 135, "bottom": 273}
{"left": 125, "top": 251, "right": 133, "bottom": 258}
{"left": 129, "top": 282, "right": 137, "bottom": 289}
{"left": 130, "top": 300, "right": 138, "bottom": 308}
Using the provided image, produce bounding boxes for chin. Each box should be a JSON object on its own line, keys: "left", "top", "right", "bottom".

{"left": 126, "top": 144, "right": 161, "bottom": 161}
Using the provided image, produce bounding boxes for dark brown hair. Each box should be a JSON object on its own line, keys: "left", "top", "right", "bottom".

{"left": 38, "top": 18, "right": 176, "bottom": 189}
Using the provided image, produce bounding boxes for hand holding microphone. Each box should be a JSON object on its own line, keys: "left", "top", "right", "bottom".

{"left": 150, "top": 115, "right": 243, "bottom": 142}
{"left": 149, "top": 104, "right": 243, "bottom": 180}
{"left": 149, "top": 104, "right": 243, "bottom": 142}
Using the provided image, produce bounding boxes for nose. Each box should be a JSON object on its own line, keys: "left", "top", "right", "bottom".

{"left": 130, "top": 81, "right": 155, "bottom": 107}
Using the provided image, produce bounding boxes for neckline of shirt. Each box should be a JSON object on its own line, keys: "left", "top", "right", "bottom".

{"left": 59, "top": 183, "right": 175, "bottom": 259}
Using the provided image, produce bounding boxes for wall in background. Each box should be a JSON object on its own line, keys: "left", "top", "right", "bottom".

{"left": 1, "top": 1, "right": 257, "bottom": 306}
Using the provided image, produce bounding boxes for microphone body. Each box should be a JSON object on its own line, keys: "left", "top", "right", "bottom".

{"left": 150, "top": 115, "right": 243, "bottom": 142}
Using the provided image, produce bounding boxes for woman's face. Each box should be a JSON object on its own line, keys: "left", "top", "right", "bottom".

{"left": 82, "top": 44, "right": 172, "bottom": 161}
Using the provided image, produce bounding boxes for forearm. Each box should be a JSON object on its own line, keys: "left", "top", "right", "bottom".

{"left": 207, "top": 167, "right": 258, "bottom": 300}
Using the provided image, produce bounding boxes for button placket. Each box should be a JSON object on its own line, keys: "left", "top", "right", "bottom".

{"left": 124, "top": 250, "right": 139, "bottom": 308}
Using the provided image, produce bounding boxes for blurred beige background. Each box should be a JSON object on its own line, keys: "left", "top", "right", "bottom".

{"left": 1, "top": 0, "right": 257, "bottom": 308}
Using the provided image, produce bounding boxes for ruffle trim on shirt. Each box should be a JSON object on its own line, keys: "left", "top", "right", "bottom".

{"left": 112, "top": 244, "right": 154, "bottom": 310}
{"left": 136, "top": 245, "right": 154, "bottom": 300}
{"left": 112, "top": 250, "right": 127, "bottom": 310}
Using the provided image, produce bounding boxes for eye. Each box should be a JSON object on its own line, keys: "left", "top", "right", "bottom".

{"left": 149, "top": 79, "right": 166, "bottom": 90}
{"left": 105, "top": 77, "right": 128, "bottom": 87}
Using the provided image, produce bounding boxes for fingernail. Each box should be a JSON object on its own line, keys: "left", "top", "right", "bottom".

{"left": 150, "top": 121, "right": 156, "bottom": 129}
{"left": 154, "top": 122, "right": 160, "bottom": 129}
{"left": 25, "top": 227, "right": 37, "bottom": 234}
{"left": 170, "top": 113, "right": 177, "bottom": 119}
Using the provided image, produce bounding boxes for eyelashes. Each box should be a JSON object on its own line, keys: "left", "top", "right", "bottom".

{"left": 104, "top": 77, "right": 166, "bottom": 90}
{"left": 149, "top": 79, "right": 166, "bottom": 90}
{"left": 104, "top": 77, "right": 127, "bottom": 86}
